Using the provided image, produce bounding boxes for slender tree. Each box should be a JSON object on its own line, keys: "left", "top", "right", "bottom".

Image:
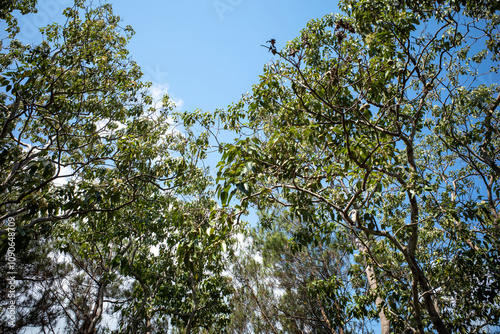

{"left": 229, "top": 208, "right": 375, "bottom": 334}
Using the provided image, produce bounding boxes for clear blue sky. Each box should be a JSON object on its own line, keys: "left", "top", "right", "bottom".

{"left": 10, "top": 1, "right": 343, "bottom": 112}
{"left": 107, "top": 0, "right": 341, "bottom": 112}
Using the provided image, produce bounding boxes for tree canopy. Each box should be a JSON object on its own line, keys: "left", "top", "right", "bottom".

{"left": 215, "top": 0, "right": 500, "bottom": 332}
{"left": 1, "top": 0, "right": 499, "bottom": 333}
{"left": 1, "top": 1, "right": 235, "bottom": 333}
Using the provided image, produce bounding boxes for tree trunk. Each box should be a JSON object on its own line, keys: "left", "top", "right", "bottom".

{"left": 405, "top": 255, "right": 450, "bottom": 334}
{"left": 82, "top": 279, "right": 107, "bottom": 334}
{"left": 355, "top": 238, "right": 391, "bottom": 334}
{"left": 349, "top": 211, "right": 390, "bottom": 334}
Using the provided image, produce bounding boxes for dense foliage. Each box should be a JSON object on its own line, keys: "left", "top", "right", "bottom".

{"left": 215, "top": 0, "right": 500, "bottom": 333}
{"left": 1, "top": 1, "right": 235, "bottom": 333}
{"left": 1, "top": 0, "right": 499, "bottom": 333}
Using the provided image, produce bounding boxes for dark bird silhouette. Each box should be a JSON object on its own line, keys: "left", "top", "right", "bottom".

{"left": 261, "top": 38, "right": 277, "bottom": 55}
